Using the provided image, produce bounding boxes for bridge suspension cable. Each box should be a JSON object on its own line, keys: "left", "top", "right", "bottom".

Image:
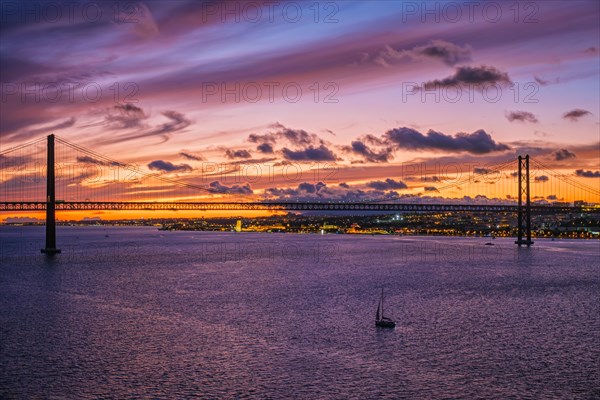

{"left": 434, "top": 159, "right": 516, "bottom": 193}
{"left": 0, "top": 136, "right": 47, "bottom": 156}
{"left": 530, "top": 159, "right": 600, "bottom": 198}
{"left": 54, "top": 136, "right": 213, "bottom": 195}
{"left": 2, "top": 134, "right": 598, "bottom": 206}
{"left": 0, "top": 136, "right": 47, "bottom": 202}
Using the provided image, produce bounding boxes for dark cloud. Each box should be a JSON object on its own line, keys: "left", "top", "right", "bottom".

{"left": 583, "top": 47, "right": 599, "bottom": 55}
{"left": 179, "top": 151, "right": 204, "bottom": 161}
{"left": 410, "top": 40, "right": 472, "bottom": 66}
{"left": 147, "top": 160, "right": 192, "bottom": 173}
{"left": 339, "top": 182, "right": 350, "bottom": 188}
{"left": 422, "top": 65, "right": 511, "bottom": 90}
{"left": 265, "top": 181, "right": 325, "bottom": 197}
{"left": 257, "top": 143, "right": 274, "bottom": 154}
{"left": 547, "top": 195, "right": 558, "bottom": 200}
{"left": 315, "top": 182, "right": 327, "bottom": 191}
{"left": 279, "top": 127, "right": 320, "bottom": 146}
{"left": 264, "top": 187, "right": 298, "bottom": 197}
{"left": 563, "top": 109, "right": 592, "bottom": 121}
{"left": 298, "top": 182, "right": 317, "bottom": 193}
{"left": 363, "top": 134, "right": 386, "bottom": 146}
{"left": 366, "top": 178, "right": 407, "bottom": 190}
{"left": 249, "top": 125, "right": 321, "bottom": 147}
{"left": 248, "top": 124, "right": 337, "bottom": 161}
{"left": 248, "top": 133, "right": 276, "bottom": 144}
{"left": 575, "top": 169, "right": 600, "bottom": 178}
{"left": 420, "top": 176, "right": 441, "bottom": 182}
{"left": 263, "top": 182, "right": 405, "bottom": 202}
{"left": 296, "top": 182, "right": 326, "bottom": 194}
{"left": 383, "top": 127, "right": 510, "bottom": 154}
{"left": 424, "top": 186, "right": 438, "bottom": 192}
{"left": 225, "top": 149, "right": 252, "bottom": 159}
{"left": 534, "top": 175, "right": 549, "bottom": 182}
{"left": 553, "top": 149, "right": 576, "bottom": 161}
{"left": 76, "top": 155, "right": 121, "bottom": 167}
{"left": 281, "top": 145, "right": 338, "bottom": 161}
{"left": 105, "top": 103, "right": 147, "bottom": 130}
{"left": 208, "top": 181, "right": 253, "bottom": 195}
{"left": 505, "top": 111, "right": 538, "bottom": 123}
{"left": 344, "top": 140, "right": 393, "bottom": 163}
{"left": 473, "top": 167, "right": 492, "bottom": 174}
{"left": 152, "top": 111, "right": 192, "bottom": 135}
{"left": 373, "top": 40, "right": 471, "bottom": 67}
{"left": 100, "top": 109, "right": 193, "bottom": 144}
{"left": 115, "top": 103, "right": 143, "bottom": 114}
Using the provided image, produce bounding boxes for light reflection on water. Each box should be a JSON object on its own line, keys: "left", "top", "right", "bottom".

{"left": 1, "top": 226, "right": 599, "bottom": 399}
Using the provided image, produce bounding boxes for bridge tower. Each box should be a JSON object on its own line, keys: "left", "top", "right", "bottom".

{"left": 41, "top": 134, "right": 61, "bottom": 255}
{"left": 515, "top": 155, "right": 533, "bottom": 246}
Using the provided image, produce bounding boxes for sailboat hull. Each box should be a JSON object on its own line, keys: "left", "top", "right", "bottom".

{"left": 375, "top": 319, "right": 396, "bottom": 328}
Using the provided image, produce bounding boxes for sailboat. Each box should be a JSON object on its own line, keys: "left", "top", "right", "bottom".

{"left": 375, "top": 288, "right": 396, "bottom": 328}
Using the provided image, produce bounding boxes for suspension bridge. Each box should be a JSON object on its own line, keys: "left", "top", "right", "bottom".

{"left": 1, "top": 135, "right": 599, "bottom": 255}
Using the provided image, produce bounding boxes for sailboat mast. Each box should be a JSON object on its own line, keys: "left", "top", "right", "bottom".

{"left": 381, "top": 288, "right": 384, "bottom": 317}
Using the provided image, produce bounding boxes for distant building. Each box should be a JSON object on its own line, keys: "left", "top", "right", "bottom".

{"left": 322, "top": 223, "right": 338, "bottom": 230}
{"left": 235, "top": 220, "right": 242, "bottom": 232}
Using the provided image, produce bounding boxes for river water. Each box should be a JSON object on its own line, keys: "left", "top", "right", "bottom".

{"left": 1, "top": 226, "right": 598, "bottom": 399}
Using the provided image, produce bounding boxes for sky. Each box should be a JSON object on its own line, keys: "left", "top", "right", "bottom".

{"left": 0, "top": 0, "right": 599, "bottom": 220}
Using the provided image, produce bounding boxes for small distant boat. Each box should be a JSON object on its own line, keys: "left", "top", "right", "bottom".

{"left": 484, "top": 242, "right": 494, "bottom": 246}
{"left": 375, "top": 288, "right": 396, "bottom": 328}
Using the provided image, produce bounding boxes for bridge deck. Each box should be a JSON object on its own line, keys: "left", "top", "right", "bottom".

{"left": 0, "top": 201, "right": 591, "bottom": 213}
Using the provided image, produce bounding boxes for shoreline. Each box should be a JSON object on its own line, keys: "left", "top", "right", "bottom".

{"left": 2, "top": 224, "right": 598, "bottom": 240}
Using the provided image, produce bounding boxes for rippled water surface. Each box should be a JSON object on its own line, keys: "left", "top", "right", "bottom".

{"left": 1, "top": 226, "right": 599, "bottom": 399}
